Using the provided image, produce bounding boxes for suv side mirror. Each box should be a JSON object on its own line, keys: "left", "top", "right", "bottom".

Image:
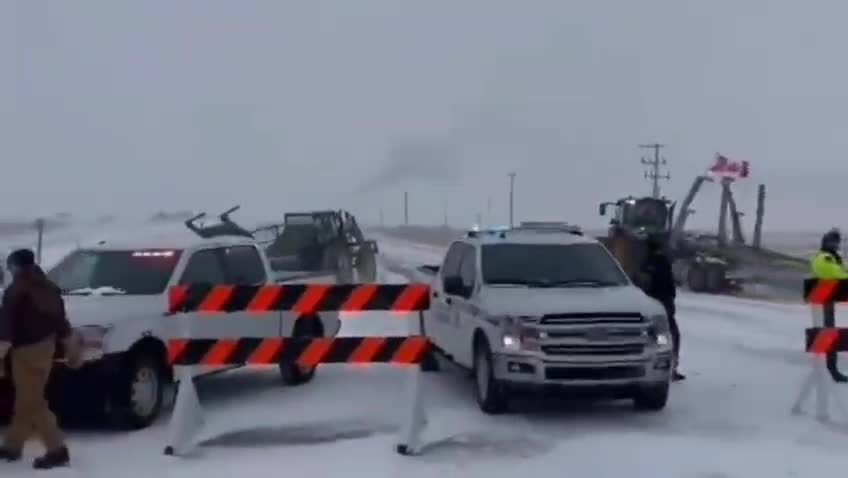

{"left": 443, "top": 275, "right": 464, "bottom": 296}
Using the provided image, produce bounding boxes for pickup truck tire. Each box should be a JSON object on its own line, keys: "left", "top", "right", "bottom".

{"left": 473, "top": 338, "right": 509, "bottom": 414}
{"left": 107, "top": 353, "right": 166, "bottom": 429}
{"left": 632, "top": 382, "right": 670, "bottom": 411}
{"left": 279, "top": 317, "right": 323, "bottom": 386}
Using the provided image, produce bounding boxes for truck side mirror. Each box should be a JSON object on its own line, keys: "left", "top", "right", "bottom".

{"left": 599, "top": 203, "right": 607, "bottom": 216}
{"left": 443, "top": 275, "right": 464, "bottom": 296}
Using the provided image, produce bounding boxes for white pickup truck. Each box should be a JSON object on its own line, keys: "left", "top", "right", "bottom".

{"left": 1, "top": 232, "right": 341, "bottom": 429}
{"left": 416, "top": 224, "right": 674, "bottom": 414}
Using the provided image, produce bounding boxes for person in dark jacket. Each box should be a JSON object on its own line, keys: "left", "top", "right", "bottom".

{"left": 0, "top": 249, "right": 72, "bottom": 469}
{"left": 640, "top": 236, "right": 685, "bottom": 381}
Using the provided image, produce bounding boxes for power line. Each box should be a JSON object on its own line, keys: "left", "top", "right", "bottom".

{"left": 639, "top": 143, "right": 670, "bottom": 198}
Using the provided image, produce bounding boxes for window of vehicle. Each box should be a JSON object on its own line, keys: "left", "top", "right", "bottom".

{"left": 441, "top": 242, "right": 464, "bottom": 289}
{"left": 48, "top": 249, "right": 184, "bottom": 295}
{"left": 458, "top": 245, "right": 477, "bottom": 296}
{"left": 481, "top": 243, "right": 629, "bottom": 287}
{"left": 223, "top": 245, "right": 267, "bottom": 285}
{"left": 179, "top": 249, "right": 226, "bottom": 285}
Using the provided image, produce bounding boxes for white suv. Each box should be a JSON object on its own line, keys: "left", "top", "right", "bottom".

{"left": 4, "top": 232, "right": 341, "bottom": 429}
{"left": 420, "top": 224, "right": 673, "bottom": 413}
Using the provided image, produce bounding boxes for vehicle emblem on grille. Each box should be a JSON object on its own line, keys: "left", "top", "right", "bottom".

{"left": 585, "top": 328, "right": 609, "bottom": 341}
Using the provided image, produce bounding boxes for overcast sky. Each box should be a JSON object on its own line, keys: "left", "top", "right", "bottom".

{"left": 6, "top": 0, "right": 848, "bottom": 231}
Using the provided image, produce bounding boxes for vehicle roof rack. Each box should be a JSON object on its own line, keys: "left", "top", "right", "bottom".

{"left": 184, "top": 205, "right": 255, "bottom": 239}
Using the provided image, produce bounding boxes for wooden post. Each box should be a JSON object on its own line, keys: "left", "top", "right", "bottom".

{"left": 717, "top": 178, "right": 731, "bottom": 247}
{"left": 752, "top": 184, "right": 765, "bottom": 249}
{"left": 35, "top": 218, "right": 45, "bottom": 264}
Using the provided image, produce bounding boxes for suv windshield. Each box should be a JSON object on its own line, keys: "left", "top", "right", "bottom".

{"left": 48, "top": 249, "right": 183, "bottom": 295}
{"left": 481, "top": 243, "right": 628, "bottom": 287}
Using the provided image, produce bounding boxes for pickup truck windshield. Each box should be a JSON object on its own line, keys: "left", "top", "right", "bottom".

{"left": 481, "top": 243, "right": 629, "bottom": 287}
{"left": 48, "top": 249, "right": 183, "bottom": 295}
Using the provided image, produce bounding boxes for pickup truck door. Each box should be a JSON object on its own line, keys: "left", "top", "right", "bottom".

{"left": 428, "top": 242, "right": 464, "bottom": 354}
{"left": 220, "top": 245, "right": 282, "bottom": 339}
{"left": 175, "top": 247, "right": 234, "bottom": 377}
{"left": 448, "top": 244, "right": 480, "bottom": 368}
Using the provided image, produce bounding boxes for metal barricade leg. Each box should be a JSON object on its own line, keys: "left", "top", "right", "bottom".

{"left": 164, "top": 366, "right": 205, "bottom": 456}
{"left": 396, "top": 363, "right": 427, "bottom": 455}
{"left": 791, "top": 367, "right": 817, "bottom": 415}
{"left": 815, "top": 358, "right": 830, "bottom": 422}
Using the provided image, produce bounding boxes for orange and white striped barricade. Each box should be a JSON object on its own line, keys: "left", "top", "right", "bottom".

{"left": 791, "top": 278, "right": 848, "bottom": 422}
{"left": 163, "top": 282, "right": 431, "bottom": 457}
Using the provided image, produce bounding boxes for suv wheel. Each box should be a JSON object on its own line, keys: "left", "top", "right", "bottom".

{"left": 107, "top": 354, "right": 166, "bottom": 429}
{"left": 632, "top": 382, "right": 670, "bottom": 411}
{"left": 279, "top": 317, "right": 322, "bottom": 386}
{"left": 473, "top": 338, "right": 508, "bottom": 414}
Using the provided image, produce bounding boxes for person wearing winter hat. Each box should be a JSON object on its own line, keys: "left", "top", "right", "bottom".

{"left": 0, "top": 249, "right": 72, "bottom": 469}
{"left": 810, "top": 228, "right": 848, "bottom": 382}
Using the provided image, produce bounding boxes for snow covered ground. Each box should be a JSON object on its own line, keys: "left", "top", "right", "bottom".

{"left": 2, "top": 232, "right": 848, "bottom": 477}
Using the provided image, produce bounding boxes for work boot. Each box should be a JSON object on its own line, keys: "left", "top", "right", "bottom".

{"left": 672, "top": 371, "right": 686, "bottom": 381}
{"left": 0, "top": 447, "right": 22, "bottom": 462}
{"left": 33, "top": 446, "right": 69, "bottom": 470}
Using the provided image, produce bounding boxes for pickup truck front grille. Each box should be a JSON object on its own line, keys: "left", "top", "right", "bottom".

{"left": 540, "top": 312, "right": 644, "bottom": 325}
{"left": 541, "top": 343, "right": 645, "bottom": 356}
{"left": 545, "top": 365, "right": 645, "bottom": 380}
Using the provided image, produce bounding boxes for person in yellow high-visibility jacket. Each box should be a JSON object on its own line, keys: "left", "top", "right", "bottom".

{"left": 810, "top": 228, "right": 848, "bottom": 382}
{"left": 811, "top": 228, "right": 848, "bottom": 279}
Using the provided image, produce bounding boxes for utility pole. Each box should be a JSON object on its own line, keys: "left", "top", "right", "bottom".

{"left": 379, "top": 207, "right": 384, "bottom": 227}
{"left": 486, "top": 196, "right": 492, "bottom": 225}
{"left": 508, "top": 173, "right": 516, "bottom": 227}
{"left": 403, "top": 191, "right": 409, "bottom": 225}
{"left": 639, "top": 143, "right": 670, "bottom": 198}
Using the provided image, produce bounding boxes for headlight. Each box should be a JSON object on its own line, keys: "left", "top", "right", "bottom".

{"left": 494, "top": 316, "right": 540, "bottom": 351}
{"left": 647, "top": 314, "right": 672, "bottom": 350}
{"left": 73, "top": 325, "right": 112, "bottom": 360}
{"left": 648, "top": 313, "right": 670, "bottom": 333}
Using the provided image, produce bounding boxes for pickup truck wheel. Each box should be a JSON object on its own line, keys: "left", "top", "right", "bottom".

{"left": 633, "top": 382, "right": 670, "bottom": 411}
{"left": 473, "top": 339, "right": 508, "bottom": 414}
{"left": 107, "top": 354, "right": 165, "bottom": 429}
{"left": 279, "top": 317, "right": 321, "bottom": 386}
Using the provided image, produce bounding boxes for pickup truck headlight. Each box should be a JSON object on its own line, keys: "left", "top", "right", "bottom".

{"left": 647, "top": 314, "right": 672, "bottom": 350}
{"left": 73, "top": 325, "right": 112, "bottom": 361}
{"left": 496, "top": 316, "right": 540, "bottom": 352}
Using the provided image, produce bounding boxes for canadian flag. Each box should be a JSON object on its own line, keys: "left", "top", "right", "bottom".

{"left": 707, "top": 154, "right": 750, "bottom": 180}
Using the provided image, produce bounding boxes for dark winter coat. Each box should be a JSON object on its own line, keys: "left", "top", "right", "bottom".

{"left": 640, "top": 249, "right": 676, "bottom": 303}
{"left": 0, "top": 265, "right": 71, "bottom": 347}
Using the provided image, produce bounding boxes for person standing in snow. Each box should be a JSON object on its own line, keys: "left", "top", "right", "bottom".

{"left": 810, "top": 228, "right": 848, "bottom": 382}
{"left": 0, "top": 249, "right": 75, "bottom": 469}
{"left": 639, "top": 236, "right": 685, "bottom": 381}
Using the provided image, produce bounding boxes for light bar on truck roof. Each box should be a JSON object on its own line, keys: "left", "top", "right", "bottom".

{"left": 465, "top": 225, "right": 511, "bottom": 238}
{"left": 132, "top": 250, "right": 176, "bottom": 257}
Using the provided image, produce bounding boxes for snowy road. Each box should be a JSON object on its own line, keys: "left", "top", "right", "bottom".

{"left": 3, "top": 233, "right": 848, "bottom": 477}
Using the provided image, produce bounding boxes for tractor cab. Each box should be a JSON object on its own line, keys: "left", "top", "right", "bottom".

{"left": 600, "top": 196, "right": 674, "bottom": 240}
{"left": 598, "top": 196, "right": 676, "bottom": 285}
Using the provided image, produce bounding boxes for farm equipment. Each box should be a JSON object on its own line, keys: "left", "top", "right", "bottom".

{"left": 253, "top": 210, "right": 378, "bottom": 283}
{"left": 185, "top": 206, "right": 379, "bottom": 283}
{"left": 598, "top": 195, "right": 736, "bottom": 294}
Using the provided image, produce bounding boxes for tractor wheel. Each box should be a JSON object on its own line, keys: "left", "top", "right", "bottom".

{"left": 687, "top": 263, "right": 706, "bottom": 292}
{"left": 705, "top": 265, "right": 725, "bottom": 293}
